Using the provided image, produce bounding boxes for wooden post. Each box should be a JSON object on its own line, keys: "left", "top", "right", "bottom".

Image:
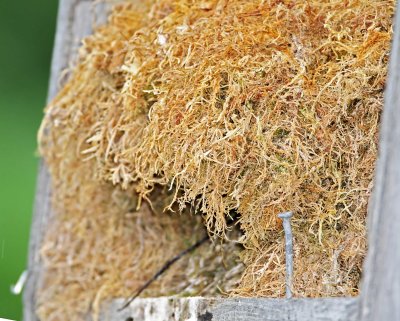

{"left": 23, "top": 1, "right": 108, "bottom": 320}
{"left": 358, "top": 1, "right": 400, "bottom": 320}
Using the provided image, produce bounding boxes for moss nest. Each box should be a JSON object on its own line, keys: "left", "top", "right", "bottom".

{"left": 38, "top": 0, "right": 394, "bottom": 320}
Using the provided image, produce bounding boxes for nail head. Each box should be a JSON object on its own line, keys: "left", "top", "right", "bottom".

{"left": 278, "top": 211, "right": 293, "bottom": 219}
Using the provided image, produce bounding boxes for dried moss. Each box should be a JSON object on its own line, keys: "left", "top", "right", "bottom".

{"left": 38, "top": 0, "right": 394, "bottom": 320}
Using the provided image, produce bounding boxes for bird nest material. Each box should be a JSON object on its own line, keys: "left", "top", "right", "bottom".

{"left": 38, "top": 0, "right": 394, "bottom": 320}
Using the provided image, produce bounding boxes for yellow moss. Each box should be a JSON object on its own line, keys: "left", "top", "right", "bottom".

{"left": 38, "top": 0, "right": 394, "bottom": 319}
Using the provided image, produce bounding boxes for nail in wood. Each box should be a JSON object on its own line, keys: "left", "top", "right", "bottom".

{"left": 278, "top": 211, "right": 293, "bottom": 299}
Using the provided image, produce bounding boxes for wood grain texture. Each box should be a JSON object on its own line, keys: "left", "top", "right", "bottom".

{"left": 359, "top": 2, "right": 400, "bottom": 321}
{"left": 101, "top": 297, "right": 358, "bottom": 321}
{"left": 23, "top": 1, "right": 111, "bottom": 320}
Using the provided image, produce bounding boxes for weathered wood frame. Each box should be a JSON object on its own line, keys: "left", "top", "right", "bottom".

{"left": 23, "top": 0, "right": 400, "bottom": 320}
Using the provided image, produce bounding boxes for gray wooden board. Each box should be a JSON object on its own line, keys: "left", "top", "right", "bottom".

{"left": 25, "top": 0, "right": 400, "bottom": 320}
{"left": 23, "top": 1, "right": 111, "bottom": 320}
{"left": 101, "top": 297, "right": 358, "bottom": 321}
{"left": 358, "top": 1, "right": 400, "bottom": 321}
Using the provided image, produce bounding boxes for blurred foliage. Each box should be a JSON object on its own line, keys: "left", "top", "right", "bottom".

{"left": 0, "top": 0, "right": 58, "bottom": 319}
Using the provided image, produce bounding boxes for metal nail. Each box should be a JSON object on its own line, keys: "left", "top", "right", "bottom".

{"left": 278, "top": 211, "right": 293, "bottom": 299}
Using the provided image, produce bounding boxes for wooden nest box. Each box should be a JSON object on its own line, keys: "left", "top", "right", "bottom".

{"left": 24, "top": 0, "right": 400, "bottom": 320}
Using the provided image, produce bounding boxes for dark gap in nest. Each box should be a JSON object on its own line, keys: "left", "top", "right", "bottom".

{"left": 129, "top": 186, "right": 246, "bottom": 299}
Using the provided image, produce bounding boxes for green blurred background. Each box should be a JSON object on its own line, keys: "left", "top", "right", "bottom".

{"left": 0, "top": 1, "right": 58, "bottom": 319}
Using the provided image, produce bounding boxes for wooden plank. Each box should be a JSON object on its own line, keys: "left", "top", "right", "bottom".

{"left": 358, "top": 2, "right": 400, "bottom": 321}
{"left": 23, "top": 1, "right": 110, "bottom": 320}
{"left": 101, "top": 297, "right": 358, "bottom": 321}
